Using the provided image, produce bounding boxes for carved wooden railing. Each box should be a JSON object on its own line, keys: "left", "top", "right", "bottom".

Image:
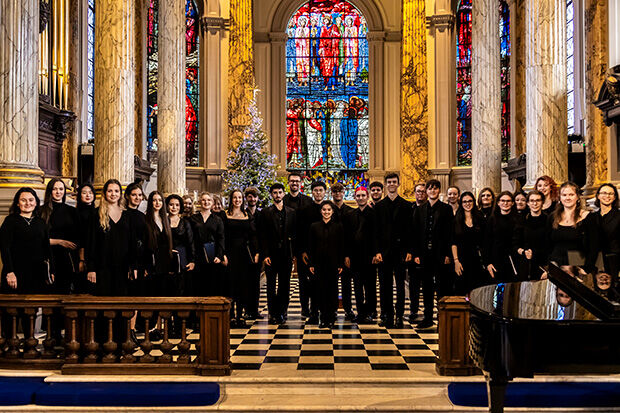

{"left": 0, "top": 295, "right": 231, "bottom": 376}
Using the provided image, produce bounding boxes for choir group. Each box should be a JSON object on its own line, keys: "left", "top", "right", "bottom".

{"left": 1, "top": 172, "right": 618, "bottom": 337}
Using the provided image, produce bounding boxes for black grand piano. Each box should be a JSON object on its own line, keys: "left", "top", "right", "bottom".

{"left": 468, "top": 264, "right": 620, "bottom": 412}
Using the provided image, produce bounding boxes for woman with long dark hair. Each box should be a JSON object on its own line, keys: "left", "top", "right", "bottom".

{"left": 593, "top": 183, "right": 620, "bottom": 279}
{"left": 451, "top": 192, "right": 486, "bottom": 293}
{"left": 483, "top": 191, "right": 518, "bottom": 282}
{"left": 189, "top": 192, "right": 225, "bottom": 297}
{"left": 76, "top": 183, "right": 96, "bottom": 293}
{"left": 224, "top": 189, "right": 259, "bottom": 327}
{"left": 124, "top": 182, "right": 147, "bottom": 295}
{"left": 513, "top": 190, "right": 548, "bottom": 280}
{"left": 535, "top": 175, "right": 558, "bottom": 215}
{"left": 546, "top": 182, "right": 599, "bottom": 275}
{"left": 144, "top": 191, "right": 174, "bottom": 296}
{"left": 513, "top": 190, "right": 528, "bottom": 225}
{"left": 166, "top": 194, "right": 195, "bottom": 296}
{"left": 86, "top": 179, "right": 137, "bottom": 296}
{"left": 0, "top": 188, "right": 54, "bottom": 294}
{"left": 477, "top": 187, "right": 495, "bottom": 220}
{"left": 40, "top": 178, "right": 79, "bottom": 294}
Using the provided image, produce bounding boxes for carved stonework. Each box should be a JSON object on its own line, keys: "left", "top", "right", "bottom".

{"left": 134, "top": 155, "right": 155, "bottom": 184}
{"left": 38, "top": 100, "right": 76, "bottom": 176}
{"left": 40, "top": 0, "right": 50, "bottom": 33}
{"left": 200, "top": 17, "right": 229, "bottom": 34}
{"left": 425, "top": 14, "right": 455, "bottom": 32}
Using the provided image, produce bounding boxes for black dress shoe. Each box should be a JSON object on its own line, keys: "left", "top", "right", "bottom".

{"left": 148, "top": 329, "right": 163, "bottom": 342}
{"left": 277, "top": 315, "right": 286, "bottom": 325}
{"left": 306, "top": 315, "right": 319, "bottom": 325}
{"left": 416, "top": 318, "right": 434, "bottom": 329}
{"left": 318, "top": 321, "right": 331, "bottom": 329}
{"left": 378, "top": 318, "right": 394, "bottom": 328}
{"left": 301, "top": 310, "right": 310, "bottom": 319}
{"left": 236, "top": 318, "right": 246, "bottom": 328}
{"left": 394, "top": 316, "right": 404, "bottom": 328}
{"left": 344, "top": 311, "right": 355, "bottom": 321}
{"left": 254, "top": 313, "right": 265, "bottom": 319}
{"left": 371, "top": 311, "right": 378, "bottom": 319}
{"left": 408, "top": 313, "right": 421, "bottom": 324}
{"left": 268, "top": 316, "right": 278, "bottom": 325}
{"left": 357, "top": 315, "right": 374, "bottom": 324}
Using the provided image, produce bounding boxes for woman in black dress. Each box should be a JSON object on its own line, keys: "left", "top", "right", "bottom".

{"left": 86, "top": 179, "right": 137, "bottom": 296}
{"left": 144, "top": 191, "right": 174, "bottom": 297}
{"left": 40, "top": 178, "right": 79, "bottom": 294}
{"left": 166, "top": 194, "right": 196, "bottom": 296}
{"left": 593, "top": 184, "right": 620, "bottom": 280}
{"left": 483, "top": 191, "right": 517, "bottom": 282}
{"left": 513, "top": 190, "right": 528, "bottom": 225}
{"left": 308, "top": 201, "right": 344, "bottom": 329}
{"left": 546, "top": 181, "right": 598, "bottom": 275}
{"left": 513, "top": 190, "right": 548, "bottom": 280}
{"left": 76, "top": 183, "right": 96, "bottom": 292}
{"left": 536, "top": 175, "right": 558, "bottom": 215}
{"left": 477, "top": 187, "right": 495, "bottom": 220}
{"left": 123, "top": 182, "right": 146, "bottom": 295}
{"left": 0, "top": 188, "right": 54, "bottom": 294}
{"left": 190, "top": 192, "right": 225, "bottom": 297}
{"left": 224, "top": 190, "right": 259, "bottom": 327}
{"left": 451, "top": 192, "right": 486, "bottom": 294}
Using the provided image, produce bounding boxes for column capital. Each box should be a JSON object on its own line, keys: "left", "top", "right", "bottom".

{"left": 425, "top": 14, "right": 455, "bottom": 32}
{"left": 200, "top": 16, "right": 229, "bottom": 34}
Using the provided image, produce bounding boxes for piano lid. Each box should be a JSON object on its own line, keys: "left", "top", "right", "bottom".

{"left": 469, "top": 279, "right": 601, "bottom": 322}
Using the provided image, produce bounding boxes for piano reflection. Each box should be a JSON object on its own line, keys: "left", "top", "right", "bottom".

{"left": 468, "top": 263, "right": 620, "bottom": 413}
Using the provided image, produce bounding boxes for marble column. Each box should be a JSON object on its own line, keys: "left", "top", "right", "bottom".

{"left": 157, "top": 0, "right": 186, "bottom": 195}
{"left": 471, "top": 0, "right": 501, "bottom": 193}
{"left": 93, "top": 0, "right": 135, "bottom": 187}
{"left": 228, "top": 0, "right": 256, "bottom": 147}
{"left": 400, "top": 0, "right": 429, "bottom": 197}
{"left": 525, "top": 0, "right": 568, "bottom": 186}
{"left": 584, "top": 0, "right": 609, "bottom": 191}
{"left": 0, "top": 0, "right": 45, "bottom": 191}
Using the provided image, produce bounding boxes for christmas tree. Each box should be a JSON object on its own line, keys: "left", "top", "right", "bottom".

{"left": 222, "top": 91, "right": 280, "bottom": 206}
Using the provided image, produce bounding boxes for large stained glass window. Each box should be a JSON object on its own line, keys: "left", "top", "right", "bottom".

{"left": 147, "top": 0, "right": 200, "bottom": 166}
{"left": 87, "top": 0, "right": 95, "bottom": 141}
{"left": 455, "top": 0, "right": 511, "bottom": 166}
{"left": 286, "top": 1, "right": 369, "bottom": 199}
{"left": 566, "top": 0, "right": 575, "bottom": 134}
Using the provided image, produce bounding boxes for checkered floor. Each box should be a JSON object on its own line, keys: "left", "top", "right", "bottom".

{"left": 228, "top": 274, "right": 439, "bottom": 371}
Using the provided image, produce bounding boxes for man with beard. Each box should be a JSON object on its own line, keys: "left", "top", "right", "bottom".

{"left": 369, "top": 181, "right": 383, "bottom": 206}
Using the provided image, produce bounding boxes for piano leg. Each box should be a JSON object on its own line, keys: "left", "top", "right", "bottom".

{"left": 485, "top": 373, "right": 508, "bottom": 413}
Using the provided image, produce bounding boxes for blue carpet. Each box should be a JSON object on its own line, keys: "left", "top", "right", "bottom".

{"left": 448, "top": 382, "right": 620, "bottom": 408}
{"left": 34, "top": 382, "right": 220, "bottom": 407}
{"left": 0, "top": 377, "right": 47, "bottom": 405}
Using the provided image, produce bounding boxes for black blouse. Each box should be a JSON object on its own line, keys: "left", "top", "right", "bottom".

{"left": 171, "top": 217, "right": 195, "bottom": 264}
{"left": 546, "top": 212, "right": 599, "bottom": 273}
{"left": 308, "top": 219, "right": 344, "bottom": 269}
{"left": 189, "top": 212, "right": 225, "bottom": 262}
{"left": 77, "top": 203, "right": 96, "bottom": 250}
{"left": 86, "top": 209, "right": 137, "bottom": 273}
{"left": 594, "top": 208, "right": 620, "bottom": 255}
{"left": 49, "top": 202, "right": 79, "bottom": 244}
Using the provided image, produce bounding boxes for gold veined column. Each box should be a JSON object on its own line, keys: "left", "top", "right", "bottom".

{"left": 228, "top": 0, "right": 256, "bottom": 147}
{"left": 400, "top": 0, "right": 429, "bottom": 197}
{"left": 157, "top": 0, "right": 186, "bottom": 195}
{"left": 93, "top": 0, "right": 135, "bottom": 187}
{"left": 0, "top": 0, "right": 45, "bottom": 193}
{"left": 584, "top": 0, "right": 609, "bottom": 191}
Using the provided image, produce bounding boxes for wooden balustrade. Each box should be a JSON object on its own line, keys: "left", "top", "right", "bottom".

{"left": 0, "top": 295, "right": 231, "bottom": 376}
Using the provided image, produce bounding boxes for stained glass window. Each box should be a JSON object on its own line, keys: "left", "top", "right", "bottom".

{"left": 566, "top": 0, "right": 575, "bottom": 134}
{"left": 286, "top": 1, "right": 369, "bottom": 198}
{"left": 147, "top": 0, "right": 200, "bottom": 166}
{"left": 456, "top": 0, "right": 511, "bottom": 166}
{"left": 87, "top": 0, "right": 95, "bottom": 141}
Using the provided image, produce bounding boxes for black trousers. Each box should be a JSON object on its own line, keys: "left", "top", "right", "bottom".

{"left": 408, "top": 264, "right": 423, "bottom": 315}
{"left": 298, "top": 255, "right": 318, "bottom": 315}
{"left": 265, "top": 255, "right": 292, "bottom": 318}
{"left": 340, "top": 268, "right": 354, "bottom": 313}
{"left": 246, "top": 262, "right": 262, "bottom": 316}
{"left": 350, "top": 258, "right": 376, "bottom": 318}
{"left": 315, "top": 266, "right": 339, "bottom": 324}
{"left": 378, "top": 255, "right": 407, "bottom": 319}
{"left": 418, "top": 254, "right": 453, "bottom": 320}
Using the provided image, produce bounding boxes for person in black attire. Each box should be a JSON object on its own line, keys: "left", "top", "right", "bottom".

{"left": 369, "top": 181, "right": 383, "bottom": 206}
{"left": 408, "top": 182, "right": 428, "bottom": 323}
{"left": 86, "top": 179, "right": 138, "bottom": 297}
{"left": 477, "top": 187, "right": 495, "bottom": 220}
{"left": 244, "top": 186, "right": 262, "bottom": 320}
{"left": 224, "top": 189, "right": 259, "bottom": 327}
{"left": 373, "top": 173, "right": 413, "bottom": 328}
{"left": 182, "top": 195, "right": 195, "bottom": 218}
{"left": 411, "top": 179, "right": 454, "bottom": 329}
{"left": 331, "top": 182, "right": 355, "bottom": 320}
{"left": 343, "top": 187, "right": 376, "bottom": 324}
{"left": 144, "top": 191, "right": 174, "bottom": 297}
{"left": 483, "top": 191, "right": 518, "bottom": 283}
{"left": 513, "top": 190, "right": 548, "bottom": 280}
{"left": 1, "top": 187, "right": 54, "bottom": 294}
{"left": 298, "top": 181, "right": 328, "bottom": 323}
{"left": 535, "top": 175, "right": 558, "bottom": 215}
{"left": 513, "top": 190, "right": 528, "bottom": 225}
{"left": 593, "top": 183, "right": 620, "bottom": 280}
{"left": 166, "top": 194, "right": 196, "bottom": 297}
{"left": 451, "top": 192, "right": 486, "bottom": 294}
{"left": 76, "top": 183, "right": 96, "bottom": 292}
{"left": 446, "top": 186, "right": 460, "bottom": 216}
{"left": 258, "top": 183, "right": 297, "bottom": 325}
{"left": 546, "top": 181, "right": 599, "bottom": 275}
{"left": 40, "top": 178, "right": 79, "bottom": 295}
{"left": 0, "top": 188, "right": 54, "bottom": 339}
{"left": 284, "top": 173, "right": 313, "bottom": 318}
{"left": 211, "top": 193, "right": 227, "bottom": 221}
{"left": 308, "top": 201, "right": 344, "bottom": 329}
{"left": 124, "top": 182, "right": 147, "bottom": 296}
{"left": 190, "top": 192, "right": 225, "bottom": 297}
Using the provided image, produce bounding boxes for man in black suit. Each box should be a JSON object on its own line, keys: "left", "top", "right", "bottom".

{"left": 373, "top": 173, "right": 413, "bottom": 328}
{"left": 298, "top": 181, "right": 327, "bottom": 324}
{"left": 412, "top": 179, "right": 455, "bottom": 329}
{"left": 258, "top": 183, "right": 296, "bottom": 325}
{"left": 283, "top": 172, "right": 313, "bottom": 317}
{"left": 344, "top": 187, "right": 377, "bottom": 324}
{"left": 409, "top": 182, "right": 427, "bottom": 323}
{"left": 369, "top": 181, "right": 383, "bottom": 206}
{"left": 331, "top": 182, "right": 355, "bottom": 320}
